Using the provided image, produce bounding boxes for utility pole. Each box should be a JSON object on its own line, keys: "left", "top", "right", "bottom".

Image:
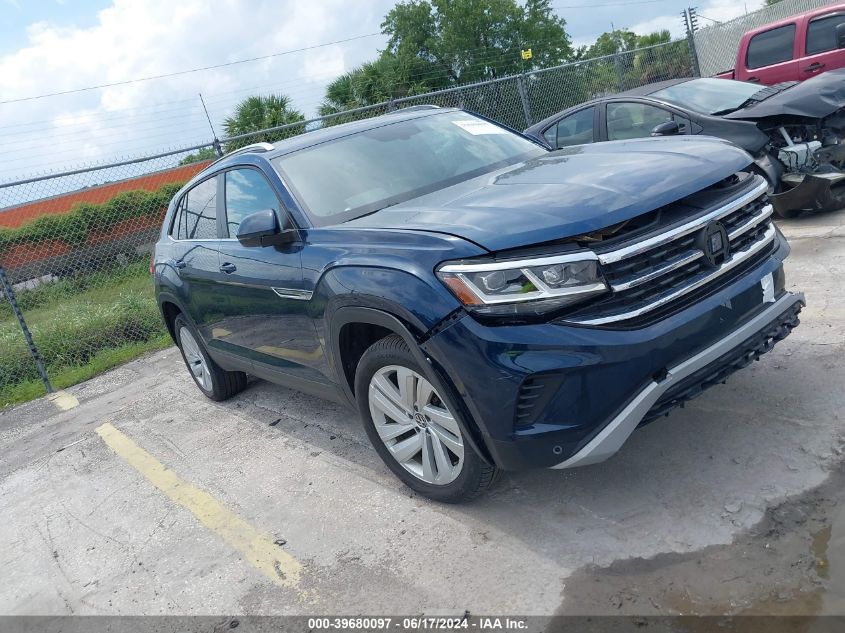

{"left": 682, "top": 7, "right": 702, "bottom": 77}
{"left": 517, "top": 40, "right": 534, "bottom": 127}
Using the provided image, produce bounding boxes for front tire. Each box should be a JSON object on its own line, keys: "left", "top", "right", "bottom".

{"left": 355, "top": 335, "right": 498, "bottom": 502}
{"left": 174, "top": 314, "right": 247, "bottom": 401}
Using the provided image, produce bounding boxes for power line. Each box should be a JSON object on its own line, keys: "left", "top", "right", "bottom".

{"left": 0, "top": 39, "right": 579, "bottom": 141}
{"left": 0, "top": 32, "right": 687, "bottom": 175}
{"left": 0, "top": 32, "right": 384, "bottom": 106}
{"left": 696, "top": 14, "right": 723, "bottom": 25}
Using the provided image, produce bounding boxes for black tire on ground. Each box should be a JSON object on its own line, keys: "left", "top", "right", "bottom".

{"left": 173, "top": 314, "right": 247, "bottom": 401}
{"left": 354, "top": 334, "right": 499, "bottom": 503}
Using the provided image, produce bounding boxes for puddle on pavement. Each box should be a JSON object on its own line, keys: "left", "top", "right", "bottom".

{"left": 820, "top": 502, "right": 845, "bottom": 614}
{"left": 557, "top": 463, "right": 845, "bottom": 617}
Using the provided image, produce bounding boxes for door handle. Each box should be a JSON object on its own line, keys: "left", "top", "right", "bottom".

{"left": 219, "top": 262, "right": 237, "bottom": 274}
{"left": 747, "top": 76, "right": 760, "bottom": 83}
{"left": 804, "top": 62, "right": 825, "bottom": 72}
{"left": 171, "top": 259, "right": 187, "bottom": 270}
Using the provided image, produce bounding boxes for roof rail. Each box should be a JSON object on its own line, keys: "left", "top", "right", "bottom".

{"left": 207, "top": 142, "right": 275, "bottom": 169}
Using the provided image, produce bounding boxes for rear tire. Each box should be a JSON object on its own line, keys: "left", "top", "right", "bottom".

{"left": 174, "top": 314, "right": 247, "bottom": 401}
{"left": 354, "top": 334, "right": 498, "bottom": 503}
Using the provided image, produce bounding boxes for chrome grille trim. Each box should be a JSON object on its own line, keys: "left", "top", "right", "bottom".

{"left": 610, "top": 249, "right": 703, "bottom": 292}
{"left": 728, "top": 203, "right": 773, "bottom": 241}
{"left": 567, "top": 224, "right": 777, "bottom": 326}
{"left": 597, "top": 178, "right": 768, "bottom": 265}
{"left": 607, "top": 202, "right": 773, "bottom": 293}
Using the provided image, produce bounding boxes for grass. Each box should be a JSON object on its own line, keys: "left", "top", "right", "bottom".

{"left": 0, "top": 335, "right": 172, "bottom": 407}
{"left": 0, "top": 260, "right": 173, "bottom": 408}
{"left": 1, "top": 261, "right": 145, "bottom": 318}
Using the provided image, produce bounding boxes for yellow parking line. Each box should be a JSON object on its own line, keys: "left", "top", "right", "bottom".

{"left": 48, "top": 390, "right": 79, "bottom": 411}
{"left": 95, "top": 422, "right": 302, "bottom": 590}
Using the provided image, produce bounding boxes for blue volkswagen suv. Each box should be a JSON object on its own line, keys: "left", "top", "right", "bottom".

{"left": 154, "top": 107, "right": 804, "bottom": 502}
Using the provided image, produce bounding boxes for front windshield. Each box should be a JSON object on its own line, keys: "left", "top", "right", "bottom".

{"left": 272, "top": 111, "right": 544, "bottom": 225}
{"left": 650, "top": 78, "right": 765, "bottom": 115}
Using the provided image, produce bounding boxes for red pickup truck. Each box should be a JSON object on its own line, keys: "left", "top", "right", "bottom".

{"left": 717, "top": 4, "right": 845, "bottom": 84}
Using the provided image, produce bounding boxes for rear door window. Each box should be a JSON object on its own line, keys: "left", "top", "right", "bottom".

{"left": 171, "top": 176, "right": 219, "bottom": 240}
{"left": 746, "top": 24, "right": 796, "bottom": 69}
{"left": 806, "top": 12, "right": 845, "bottom": 55}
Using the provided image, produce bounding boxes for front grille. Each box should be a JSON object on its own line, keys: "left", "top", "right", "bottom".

{"left": 562, "top": 177, "right": 775, "bottom": 327}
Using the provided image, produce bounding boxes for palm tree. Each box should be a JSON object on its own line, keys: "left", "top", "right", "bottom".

{"left": 222, "top": 94, "right": 306, "bottom": 151}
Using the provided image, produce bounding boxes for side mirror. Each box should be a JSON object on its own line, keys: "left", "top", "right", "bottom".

{"left": 651, "top": 121, "right": 681, "bottom": 137}
{"left": 836, "top": 22, "right": 845, "bottom": 49}
{"left": 236, "top": 209, "right": 297, "bottom": 247}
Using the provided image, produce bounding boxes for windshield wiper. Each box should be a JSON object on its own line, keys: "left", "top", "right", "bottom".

{"left": 712, "top": 84, "right": 793, "bottom": 116}
{"left": 712, "top": 97, "right": 760, "bottom": 116}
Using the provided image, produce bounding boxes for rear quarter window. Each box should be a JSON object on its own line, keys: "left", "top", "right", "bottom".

{"left": 746, "top": 24, "right": 796, "bottom": 69}
{"left": 169, "top": 176, "right": 218, "bottom": 240}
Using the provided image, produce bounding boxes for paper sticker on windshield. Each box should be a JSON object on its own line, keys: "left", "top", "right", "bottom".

{"left": 452, "top": 119, "right": 508, "bottom": 135}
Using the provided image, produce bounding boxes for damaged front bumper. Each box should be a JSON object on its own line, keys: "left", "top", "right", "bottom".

{"left": 554, "top": 291, "right": 804, "bottom": 469}
{"left": 771, "top": 171, "right": 845, "bottom": 215}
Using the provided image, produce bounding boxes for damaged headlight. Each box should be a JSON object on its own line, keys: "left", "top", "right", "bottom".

{"left": 436, "top": 252, "right": 608, "bottom": 316}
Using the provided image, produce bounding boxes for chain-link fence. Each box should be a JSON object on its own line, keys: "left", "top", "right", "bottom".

{"left": 0, "top": 146, "right": 220, "bottom": 405}
{"left": 0, "top": 39, "right": 698, "bottom": 406}
{"left": 693, "top": 0, "right": 838, "bottom": 77}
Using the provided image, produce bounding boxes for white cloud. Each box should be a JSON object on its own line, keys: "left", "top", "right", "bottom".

{"left": 0, "top": 0, "right": 771, "bottom": 183}
{"left": 0, "top": 0, "right": 391, "bottom": 179}
{"left": 629, "top": 0, "right": 765, "bottom": 39}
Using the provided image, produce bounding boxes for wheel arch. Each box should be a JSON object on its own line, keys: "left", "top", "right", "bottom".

{"left": 330, "top": 306, "right": 493, "bottom": 466}
{"left": 156, "top": 291, "right": 189, "bottom": 345}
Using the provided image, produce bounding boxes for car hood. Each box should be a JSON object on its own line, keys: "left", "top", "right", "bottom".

{"left": 343, "top": 136, "right": 753, "bottom": 252}
{"left": 724, "top": 68, "right": 845, "bottom": 120}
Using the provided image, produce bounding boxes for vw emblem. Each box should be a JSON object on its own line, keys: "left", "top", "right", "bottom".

{"left": 698, "top": 221, "right": 730, "bottom": 268}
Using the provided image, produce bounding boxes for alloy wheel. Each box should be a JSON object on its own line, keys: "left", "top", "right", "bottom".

{"left": 368, "top": 365, "right": 464, "bottom": 485}
{"left": 179, "top": 326, "right": 212, "bottom": 391}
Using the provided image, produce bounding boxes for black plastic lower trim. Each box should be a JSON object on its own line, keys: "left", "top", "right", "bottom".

{"left": 640, "top": 297, "right": 803, "bottom": 425}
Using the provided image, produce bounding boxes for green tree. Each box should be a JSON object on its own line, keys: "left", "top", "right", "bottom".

{"left": 178, "top": 147, "right": 218, "bottom": 165}
{"left": 582, "top": 29, "right": 640, "bottom": 59}
{"left": 632, "top": 31, "right": 692, "bottom": 84}
{"left": 574, "top": 29, "right": 689, "bottom": 93}
{"left": 222, "top": 94, "right": 306, "bottom": 151}
{"left": 320, "top": 0, "right": 573, "bottom": 121}
{"left": 636, "top": 30, "right": 672, "bottom": 48}
{"left": 382, "top": 0, "right": 572, "bottom": 83}
{"left": 319, "top": 54, "right": 446, "bottom": 118}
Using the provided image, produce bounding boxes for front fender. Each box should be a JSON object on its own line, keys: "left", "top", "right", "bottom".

{"left": 315, "top": 266, "right": 461, "bottom": 339}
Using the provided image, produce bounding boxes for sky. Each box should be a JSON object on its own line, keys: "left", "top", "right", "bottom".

{"left": 0, "top": 0, "right": 765, "bottom": 184}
